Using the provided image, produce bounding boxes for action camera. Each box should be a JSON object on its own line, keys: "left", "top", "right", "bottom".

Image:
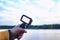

{"left": 20, "top": 15, "right": 32, "bottom": 25}
{"left": 20, "top": 15, "right": 33, "bottom": 28}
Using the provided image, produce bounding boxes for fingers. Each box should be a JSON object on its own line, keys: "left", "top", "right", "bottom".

{"left": 17, "top": 29, "right": 27, "bottom": 40}
{"left": 19, "top": 28, "right": 27, "bottom": 33}
{"left": 23, "top": 30, "right": 27, "bottom": 33}
{"left": 17, "top": 34, "right": 23, "bottom": 40}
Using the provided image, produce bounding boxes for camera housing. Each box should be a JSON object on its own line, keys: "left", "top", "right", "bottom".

{"left": 20, "top": 15, "right": 32, "bottom": 25}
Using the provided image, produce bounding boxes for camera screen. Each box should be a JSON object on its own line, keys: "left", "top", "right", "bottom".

{"left": 22, "top": 16, "right": 30, "bottom": 24}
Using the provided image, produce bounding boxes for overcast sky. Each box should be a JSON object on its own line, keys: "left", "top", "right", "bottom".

{"left": 0, "top": 0, "right": 60, "bottom": 25}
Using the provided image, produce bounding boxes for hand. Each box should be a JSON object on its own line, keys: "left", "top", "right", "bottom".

{"left": 10, "top": 24, "right": 27, "bottom": 40}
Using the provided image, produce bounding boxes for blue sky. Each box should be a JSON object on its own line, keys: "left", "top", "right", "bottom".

{"left": 0, "top": 0, "right": 60, "bottom": 25}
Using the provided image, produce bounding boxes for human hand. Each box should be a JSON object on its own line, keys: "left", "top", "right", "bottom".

{"left": 10, "top": 24, "right": 27, "bottom": 40}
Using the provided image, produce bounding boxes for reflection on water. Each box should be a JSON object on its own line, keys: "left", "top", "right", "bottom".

{"left": 0, "top": 29, "right": 60, "bottom": 40}
{"left": 20, "top": 29, "right": 60, "bottom": 40}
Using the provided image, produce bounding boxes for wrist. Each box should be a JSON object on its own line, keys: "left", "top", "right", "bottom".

{"left": 8, "top": 30, "right": 12, "bottom": 40}
{"left": 9, "top": 29, "right": 16, "bottom": 40}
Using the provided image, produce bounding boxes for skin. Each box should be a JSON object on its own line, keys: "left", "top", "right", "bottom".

{"left": 10, "top": 24, "right": 27, "bottom": 40}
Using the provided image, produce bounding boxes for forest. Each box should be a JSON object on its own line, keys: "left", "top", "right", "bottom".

{"left": 0, "top": 24, "right": 60, "bottom": 29}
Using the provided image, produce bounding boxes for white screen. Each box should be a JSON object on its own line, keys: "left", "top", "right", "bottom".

{"left": 22, "top": 16, "right": 30, "bottom": 24}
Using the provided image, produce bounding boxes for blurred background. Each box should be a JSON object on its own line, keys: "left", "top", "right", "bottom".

{"left": 0, "top": 0, "right": 60, "bottom": 26}
{"left": 0, "top": 0, "right": 60, "bottom": 29}
{"left": 0, "top": 0, "right": 60, "bottom": 40}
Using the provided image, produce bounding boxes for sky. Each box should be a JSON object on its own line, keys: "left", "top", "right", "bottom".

{"left": 0, "top": 0, "right": 60, "bottom": 25}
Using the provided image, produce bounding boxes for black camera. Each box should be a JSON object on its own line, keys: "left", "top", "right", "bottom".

{"left": 20, "top": 15, "right": 33, "bottom": 28}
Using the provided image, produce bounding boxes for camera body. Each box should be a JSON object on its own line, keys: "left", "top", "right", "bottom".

{"left": 20, "top": 15, "right": 32, "bottom": 25}
{"left": 20, "top": 15, "right": 33, "bottom": 28}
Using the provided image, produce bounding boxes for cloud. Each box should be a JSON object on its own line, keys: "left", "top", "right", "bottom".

{"left": 0, "top": 0, "right": 60, "bottom": 25}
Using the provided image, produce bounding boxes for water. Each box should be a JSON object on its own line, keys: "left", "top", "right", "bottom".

{"left": 0, "top": 29, "right": 60, "bottom": 40}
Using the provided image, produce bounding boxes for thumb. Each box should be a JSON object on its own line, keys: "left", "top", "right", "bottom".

{"left": 24, "top": 30, "right": 27, "bottom": 33}
{"left": 20, "top": 29, "right": 27, "bottom": 33}
{"left": 17, "top": 38, "right": 20, "bottom": 40}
